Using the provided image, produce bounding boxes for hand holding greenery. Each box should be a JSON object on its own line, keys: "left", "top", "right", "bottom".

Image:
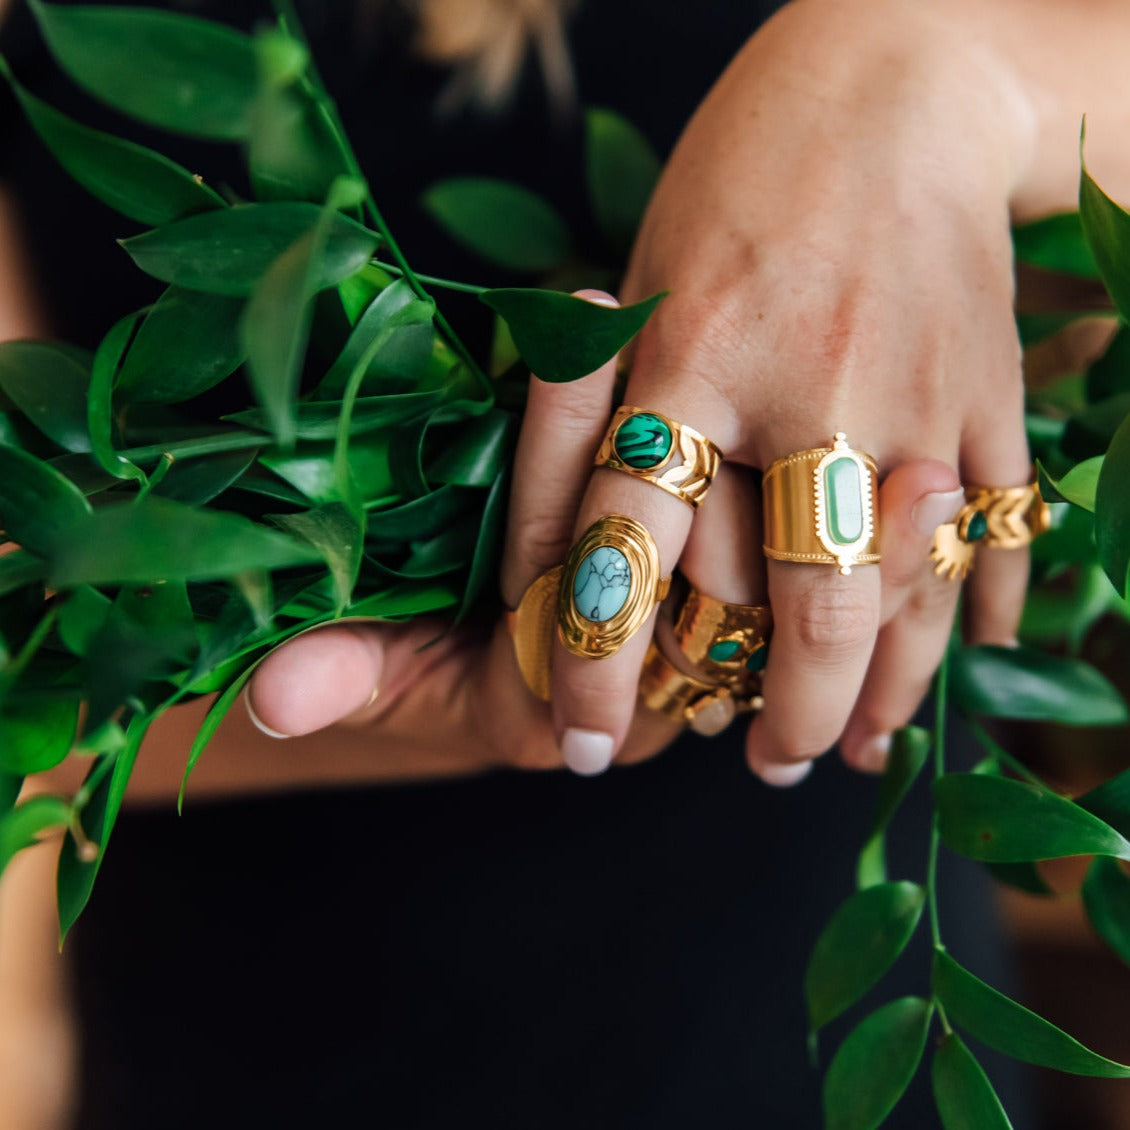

{"left": 3, "top": 4, "right": 1130, "bottom": 1128}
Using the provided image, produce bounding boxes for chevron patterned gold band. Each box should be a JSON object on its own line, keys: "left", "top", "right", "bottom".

{"left": 594, "top": 406, "right": 722, "bottom": 509}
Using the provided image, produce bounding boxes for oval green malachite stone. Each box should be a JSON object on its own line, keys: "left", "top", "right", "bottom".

{"left": 746, "top": 645, "right": 768, "bottom": 673}
{"left": 965, "top": 510, "right": 988, "bottom": 543}
{"left": 824, "top": 456, "right": 864, "bottom": 545}
{"left": 707, "top": 639, "right": 742, "bottom": 663}
{"left": 613, "top": 412, "right": 673, "bottom": 469}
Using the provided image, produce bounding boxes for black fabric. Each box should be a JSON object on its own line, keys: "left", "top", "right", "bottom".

{"left": 0, "top": 2, "right": 1034, "bottom": 1125}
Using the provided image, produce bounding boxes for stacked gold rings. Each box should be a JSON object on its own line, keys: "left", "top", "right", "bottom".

{"left": 594, "top": 405, "right": 722, "bottom": 509}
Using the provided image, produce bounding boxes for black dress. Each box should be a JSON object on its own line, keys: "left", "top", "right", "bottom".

{"left": 0, "top": 2, "right": 1032, "bottom": 1125}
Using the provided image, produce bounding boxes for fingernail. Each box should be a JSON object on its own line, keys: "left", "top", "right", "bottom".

{"left": 756, "top": 760, "right": 813, "bottom": 788}
{"left": 244, "top": 693, "right": 292, "bottom": 740}
{"left": 856, "top": 733, "right": 891, "bottom": 773}
{"left": 561, "top": 728, "right": 616, "bottom": 776}
{"left": 911, "top": 488, "right": 965, "bottom": 537}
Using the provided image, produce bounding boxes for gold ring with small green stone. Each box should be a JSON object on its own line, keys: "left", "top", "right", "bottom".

{"left": 594, "top": 406, "right": 722, "bottom": 509}
{"left": 671, "top": 580, "right": 772, "bottom": 685}
{"left": 558, "top": 514, "right": 670, "bottom": 660}
{"left": 762, "top": 432, "right": 880, "bottom": 575}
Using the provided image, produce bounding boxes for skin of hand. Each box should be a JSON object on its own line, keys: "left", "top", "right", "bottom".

{"left": 535, "top": 0, "right": 1130, "bottom": 784}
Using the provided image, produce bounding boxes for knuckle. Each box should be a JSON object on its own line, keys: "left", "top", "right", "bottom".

{"left": 792, "top": 584, "right": 878, "bottom": 660}
{"left": 905, "top": 576, "right": 960, "bottom": 621}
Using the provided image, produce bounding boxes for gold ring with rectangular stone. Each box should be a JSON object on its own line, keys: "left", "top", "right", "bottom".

{"left": 558, "top": 514, "right": 670, "bottom": 660}
{"left": 594, "top": 405, "right": 722, "bottom": 509}
{"left": 672, "top": 581, "right": 772, "bottom": 685}
{"left": 762, "top": 432, "right": 880, "bottom": 575}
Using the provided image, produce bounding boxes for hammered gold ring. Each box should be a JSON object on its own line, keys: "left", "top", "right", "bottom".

{"left": 558, "top": 514, "right": 670, "bottom": 660}
{"left": 594, "top": 406, "right": 722, "bottom": 509}
{"left": 762, "top": 432, "right": 880, "bottom": 575}
{"left": 638, "top": 642, "right": 764, "bottom": 736}
{"left": 508, "top": 565, "right": 563, "bottom": 700}
{"left": 930, "top": 480, "right": 1050, "bottom": 581}
{"left": 672, "top": 582, "right": 771, "bottom": 684}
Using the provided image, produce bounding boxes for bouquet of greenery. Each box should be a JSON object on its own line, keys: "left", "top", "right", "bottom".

{"left": 4, "top": 3, "right": 1130, "bottom": 1126}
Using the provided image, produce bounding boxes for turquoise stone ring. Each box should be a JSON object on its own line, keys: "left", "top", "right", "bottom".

{"left": 558, "top": 514, "right": 669, "bottom": 659}
{"left": 595, "top": 405, "right": 722, "bottom": 509}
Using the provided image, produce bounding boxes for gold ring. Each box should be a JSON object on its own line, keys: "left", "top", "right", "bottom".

{"left": 762, "top": 432, "right": 880, "bottom": 574}
{"left": 594, "top": 406, "right": 722, "bottom": 509}
{"left": 930, "top": 480, "right": 1050, "bottom": 581}
{"left": 638, "top": 642, "right": 763, "bottom": 736}
{"left": 508, "top": 566, "right": 562, "bottom": 700}
{"left": 671, "top": 581, "right": 771, "bottom": 684}
{"left": 558, "top": 514, "right": 670, "bottom": 659}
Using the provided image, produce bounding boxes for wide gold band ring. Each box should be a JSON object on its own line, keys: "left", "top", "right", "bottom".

{"left": 594, "top": 405, "right": 722, "bottom": 509}
{"left": 638, "top": 643, "right": 764, "bottom": 736}
{"left": 671, "top": 582, "right": 771, "bottom": 684}
{"left": 508, "top": 565, "right": 563, "bottom": 701}
{"left": 558, "top": 514, "right": 670, "bottom": 660}
{"left": 762, "top": 432, "right": 880, "bottom": 574}
{"left": 930, "top": 480, "right": 1050, "bottom": 581}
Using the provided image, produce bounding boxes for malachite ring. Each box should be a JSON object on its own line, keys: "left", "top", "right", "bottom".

{"left": 930, "top": 480, "right": 1050, "bottom": 581}
{"left": 762, "top": 432, "right": 880, "bottom": 575}
{"left": 594, "top": 406, "right": 722, "bottom": 509}
{"left": 671, "top": 581, "right": 772, "bottom": 686}
{"left": 558, "top": 514, "right": 671, "bottom": 660}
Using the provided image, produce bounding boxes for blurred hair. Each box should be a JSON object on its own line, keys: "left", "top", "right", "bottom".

{"left": 405, "top": 0, "right": 577, "bottom": 112}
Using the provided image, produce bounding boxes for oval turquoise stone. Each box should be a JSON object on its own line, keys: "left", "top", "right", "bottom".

{"left": 572, "top": 546, "right": 632, "bottom": 622}
{"left": 707, "top": 639, "right": 742, "bottom": 663}
{"left": 613, "top": 412, "right": 673, "bottom": 469}
{"left": 965, "top": 510, "right": 988, "bottom": 543}
{"left": 824, "top": 456, "right": 864, "bottom": 545}
{"left": 746, "top": 645, "right": 768, "bottom": 673}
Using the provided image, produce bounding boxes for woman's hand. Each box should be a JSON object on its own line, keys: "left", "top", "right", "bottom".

{"left": 528, "top": 0, "right": 1130, "bottom": 784}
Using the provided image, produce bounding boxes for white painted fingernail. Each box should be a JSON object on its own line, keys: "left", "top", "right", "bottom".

{"left": 756, "top": 760, "right": 813, "bottom": 788}
{"left": 856, "top": 733, "right": 891, "bottom": 773}
{"left": 911, "top": 488, "right": 965, "bottom": 537}
{"left": 561, "top": 728, "right": 615, "bottom": 776}
{"left": 244, "top": 693, "right": 292, "bottom": 740}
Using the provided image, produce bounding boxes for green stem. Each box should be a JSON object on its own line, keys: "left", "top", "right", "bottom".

{"left": 4, "top": 605, "right": 59, "bottom": 682}
{"left": 121, "top": 431, "right": 265, "bottom": 465}
{"left": 929, "top": 657, "right": 953, "bottom": 1035}
{"left": 373, "top": 261, "right": 488, "bottom": 296}
{"left": 967, "top": 717, "right": 1046, "bottom": 787}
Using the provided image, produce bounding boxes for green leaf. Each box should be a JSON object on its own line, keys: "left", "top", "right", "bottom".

{"left": 1080, "top": 159, "right": 1130, "bottom": 322}
{"left": 1086, "top": 322, "right": 1130, "bottom": 403}
{"left": 932, "top": 1032, "right": 1014, "bottom": 1130}
{"left": 823, "top": 997, "right": 933, "bottom": 1130}
{"left": 115, "top": 287, "right": 246, "bottom": 404}
{"left": 1095, "top": 411, "right": 1130, "bottom": 595}
{"left": 1082, "top": 856, "right": 1130, "bottom": 965}
{"left": 0, "top": 341, "right": 91, "bottom": 453}
{"left": 0, "top": 771, "right": 21, "bottom": 818}
{"left": 983, "top": 861, "right": 1054, "bottom": 897}
{"left": 932, "top": 948, "right": 1130, "bottom": 1076}
{"left": 58, "top": 586, "right": 112, "bottom": 657}
{"left": 1040, "top": 456, "right": 1102, "bottom": 513}
{"left": 585, "top": 107, "right": 661, "bottom": 255}
{"left": 1076, "top": 767, "right": 1130, "bottom": 839}
{"left": 153, "top": 449, "right": 258, "bottom": 506}
{"left": 481, "top": 289, "right": 663, "bottom": 383}
{"left": 57, "top": 716, "right": 148, "bottom": 941}
{"left": 805, "top": 881, "right": 925, "bottom": 1033}
{"left": 0, "top": 551, "right": 46, "bottom": 600}
{"left": 0, "top": 444, "right": 92, "bottom": 555}
{"left": 226, "top": 389, "right": 444, "bottom": 442}
{"left": 1015, "top": 311, "right": 1084, "bottom": 349}
{"left": 121, "top": 204, "right": 378, "bottom": 297}
{"left": 366, "top": 484, "right": 469, "bottom": 541}
{"left": 856, "top": 726, "right": 930, "bottom": 889}
{"left": 428, "top": 408, "right": 516, "bottom": 487}
{"left": 247, "top": 29, "right": 350, "bottom": 204}
{"left": 1062, "top": 391, "right": 1130, "bottom": 462}
{"left": 0, "top": 794, "right": 72, "bottom": 876}
{"left": 269, "top": 504, "right": 361, "bottom": 613}
{"left": 1012, "top": 212, "right": 1100, "bottom": 278}
{"left": 47, "top": 495, "right": 320, "bottom": 587}
{"left": 1, "top": 60, "right": 224, "bottom": 225}
{"left": 456, "top": 470, "right": 508, "bottom": 620}
{"left": 88, "top": 312, "right": 146, "bottom": 482}
{"left": 0, "top": 696, "right": 79, "bottom": 775}
{"left": 935, "top": 773, "right": 1130, "bottom": 862}
{"left": 344, "top": 581, "right": 458, "bottom": 620}
{"left": 422, "top": 178, "right": 571, "bottom": 273}
{"left": 29, "top": 0, "right": 258, "bottom": 140}
{"left": 949, "top": 644, "right": 1127, "bottom": 725}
